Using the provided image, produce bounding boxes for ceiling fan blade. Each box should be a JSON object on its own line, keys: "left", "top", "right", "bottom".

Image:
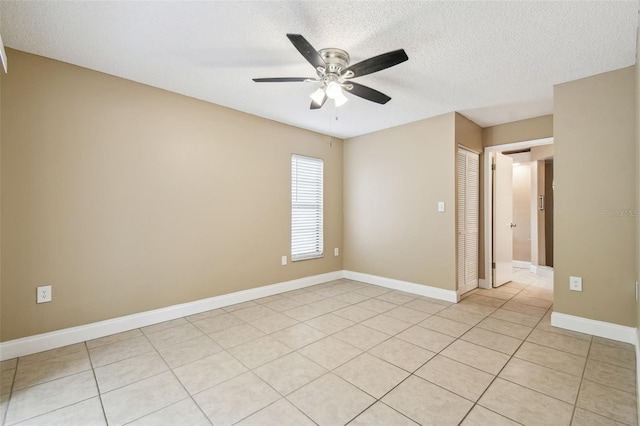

{"left": 310, "top": 93, "right": 327, "bottom": 110}
{"left": 343, "top": 49, "right": 408, "bottom": 78}
{"left": 253, "top": 77, "right": 312, "bottom": 82}
{"left": 286, "top": 34, "right": 326, "bottom": 70}
{"left": 346, "top": 82, "right": 391, "bottom": 104}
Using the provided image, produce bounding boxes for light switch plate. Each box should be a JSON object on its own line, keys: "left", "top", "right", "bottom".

{"left": 281, "top": 256, "right": 287, "bottom": 266}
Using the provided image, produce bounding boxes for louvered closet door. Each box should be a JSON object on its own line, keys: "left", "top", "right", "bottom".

{"left": 457, "top": 148, "right": 479, "bottom": 294}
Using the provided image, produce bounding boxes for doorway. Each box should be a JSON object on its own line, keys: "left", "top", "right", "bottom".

{"left": 483, "top": 138, "right": 554, "bottom": 289}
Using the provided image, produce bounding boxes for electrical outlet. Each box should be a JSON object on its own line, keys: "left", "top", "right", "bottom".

{"left": 281, "top": 255, "right": 287, "bottom": 266}
{"left": 37, "top": 285, "right": 52, "bottom": 303}
{"left": 569, "top": 276, "right": 582, "bottom": 292}
{"left": 334, "top": 248, "right": 339, "bottom": 256}
{"left": 438, "top": 201, "right": 445, "bottom": 212}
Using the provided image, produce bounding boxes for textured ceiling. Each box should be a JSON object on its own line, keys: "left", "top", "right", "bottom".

{"left": 1, "top": 1, "right": 638, "bottom": 138}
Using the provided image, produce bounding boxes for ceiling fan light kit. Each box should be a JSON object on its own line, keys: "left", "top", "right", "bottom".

{"left": 253, "top": 34, "right": 408, "bottom": 110}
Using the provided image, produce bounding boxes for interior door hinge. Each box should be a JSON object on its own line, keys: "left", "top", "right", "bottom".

{"left": 492, "top": 262, "right": 496, "bottom": 268}
{"left": 491, "top": 164, "right": 496, "bottom": 170}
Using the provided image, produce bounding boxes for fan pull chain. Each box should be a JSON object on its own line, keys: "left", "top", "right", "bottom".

{"left": 328, "top": 104, "right": 335, "bottom": 147}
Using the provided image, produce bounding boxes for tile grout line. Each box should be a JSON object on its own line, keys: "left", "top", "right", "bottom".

{"left": 92, "top": 331, "right": 191, "bottom": 424}
{"left": 0, "top": 284, "right": 518, "bottom": 425}
{"left": 341, "top": 292, "right": 511, "bottom": 425}
{"left": 84, "top": 340, "right": 110, "bottom": 426}
{"left": 260, "top": 292, "right": 444, "bottom": 424}
{"left": 93, "top": 329, "right": 213, "bottom": 424}
{"left": 0, "top": 282, "right": 416, "bottom": 426}
{"left": 460, "top": 291, "right": 632, "bottom": 425}
{"left": 455, "top": 283, "right": 545, "bottom": 425}
{"left": 302, "top": 285, "right": 513, "bottom": 424}
{"left": 338, "top": 292, "right": 515, "bottom": 425}
{"left": 5, "top": 278, "right": 636, "bottom": 425}
{"left": 569, "top": 337, "right": 593, "bottom": 425}
{"left": 7, "top": 345, "right": 109, "bottom": 426}
{"left": 228, "top": 281, "right": 388, "bottom": 425}
{"left": 135, "top": 332, "right": 214, "bottom": 426}
{"left": 0, "top": 280, "right": 524, "bottom": 425}
{"left": 1, "top": 357, "right": 19, "bottom": 426}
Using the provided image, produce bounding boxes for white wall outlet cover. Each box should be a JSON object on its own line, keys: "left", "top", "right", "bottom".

{"left": 37, "top": 285, "right": 52, "bottom": 303}
{"left": 569, "top": 276, "right": 582, "bottom": 292}
{"left": 438, "top": 201, "right": 445, "bottom": 212}
{"left": 334, "top": 248, "right": 339, "bottom": 256}
{"left": 281, "top": 255, "right": 287, "bottom": 266}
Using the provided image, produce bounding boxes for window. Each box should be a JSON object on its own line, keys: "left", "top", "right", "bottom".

{"left": 291, "top": 154, "right": 323, "bottom": 261}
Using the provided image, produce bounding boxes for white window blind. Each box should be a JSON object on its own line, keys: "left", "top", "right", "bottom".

{"left": 291, "top": 154, "right": 323, "bottom": 261}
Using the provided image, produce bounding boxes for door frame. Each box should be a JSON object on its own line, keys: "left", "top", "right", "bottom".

{"left": 483, "top": 137, "right": 553, "bottom": 288}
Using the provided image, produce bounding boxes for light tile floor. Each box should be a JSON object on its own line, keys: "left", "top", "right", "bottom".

{"left": 0, "top": 272, "right": 636, "bottom": 425}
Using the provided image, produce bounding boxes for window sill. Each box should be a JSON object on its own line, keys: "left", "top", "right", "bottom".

{"left": 291, "top": 254, "right": 324, "bottom": 262}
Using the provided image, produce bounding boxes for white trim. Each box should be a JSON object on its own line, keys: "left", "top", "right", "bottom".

{"left": 343, "top": 271, "right": 458, "bottom": 303}
{"left": 483, "top": 137, "right": 553, "bottom": 288}
{"left": 478, "top": 278, "right": 489, "bottom": 289}
{"left": 551, "top": 312, "right": 638, "bottom": 345}
{"left": 536, "top": 266, "right": 554, "bottom": 279}
{"left": 0, "top": 271, "right": 344, "bottom": 361}
{"left": 636, "top": 328, "right": 640, "bottom": 421}
{"left": 529, "top": 264, "right": 538, "bottom": 274}
{"left": 513, "top": 260, "right": 531, "bottom": 269}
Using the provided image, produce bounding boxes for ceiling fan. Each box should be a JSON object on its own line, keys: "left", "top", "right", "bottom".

{"left": 253, "top": 34, "right": 408, "bottom": 109}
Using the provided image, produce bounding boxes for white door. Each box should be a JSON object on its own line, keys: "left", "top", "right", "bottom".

{"left": 493, "top": 152, "right": 514, "bottom": 286}
{"left": 457, "top": 148, "right": 479, "bottom": 294}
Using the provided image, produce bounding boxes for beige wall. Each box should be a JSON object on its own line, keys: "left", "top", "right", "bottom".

{"left": 1, "top": 49, "right": 343, "bottom": 341}
{"left": 343, "top": 113, "right": 457, "bottom": 290}
{"left": 512, "top": 163, "right": 532, "bottom": 262}
{"left": 555, "top": 66, "right": 636, "bottom": 326}
{"left": 530, "top": 144, "right": 554, "bottom": 161}
{"left": 455, "top": 113, "right": 483, "bottom": 153}
{"left": 483, "top": 115, "right": 553, "bottom": 147}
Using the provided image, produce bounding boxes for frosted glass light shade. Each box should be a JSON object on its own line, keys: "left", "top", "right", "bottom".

{"left": 310, "top": 88, "right": 325, "bottom": 105}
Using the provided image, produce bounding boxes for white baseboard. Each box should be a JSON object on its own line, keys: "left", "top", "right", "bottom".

{"left": 551, "top": 312, "right": 638, "bottom": 345}
{"left": 536, "top": 266, "right": 554, "bottom": 279}
{"left": 513, "top": 260, "right": 531, "bottom": 269}
{"left": 529, "top": 264, "right": 538, "bottom": 274}
{"left": 0, "top": 270, "right": 344, "bottom": 361}
{"left": 553, "top": 311, "right": 639, "bottom": 409}
{"left": 343, "top": 271, "right": 458, "bottom": 303}
{"left": 478, "top": 278, "right": 489, "bottom": 289}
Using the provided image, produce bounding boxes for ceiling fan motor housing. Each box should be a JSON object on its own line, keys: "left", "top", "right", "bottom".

{"left": 318, "top": 48, "right": 350, "bottom": 75}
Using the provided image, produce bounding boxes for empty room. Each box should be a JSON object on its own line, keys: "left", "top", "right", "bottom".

{"left": 1, "top": 1, "right": 639, "bottom": 425}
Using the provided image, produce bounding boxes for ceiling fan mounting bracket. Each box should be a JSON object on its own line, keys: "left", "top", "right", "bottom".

{"left": 318, "top": 48, "right": 350, "bottom": 74}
